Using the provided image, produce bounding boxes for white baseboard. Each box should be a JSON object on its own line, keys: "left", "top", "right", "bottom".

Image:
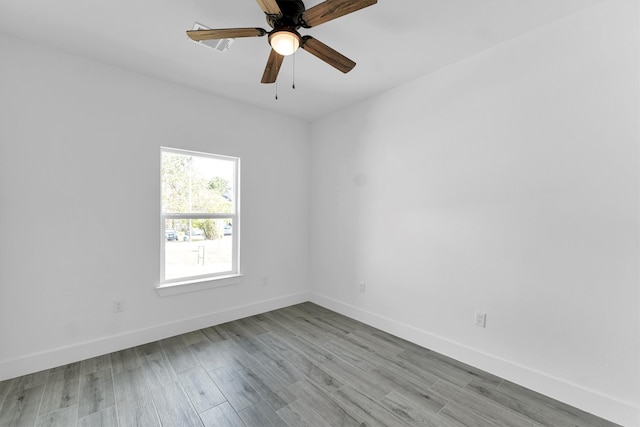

{"left": 0, "top": 291, "right": 310, "bottom": 382}
{"left": 310, "top": 292, "right": 639, "bottom": 427}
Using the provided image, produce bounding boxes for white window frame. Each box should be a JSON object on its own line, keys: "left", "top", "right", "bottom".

{"left": 157, "top": 147, "right": 241, "bottom": 295}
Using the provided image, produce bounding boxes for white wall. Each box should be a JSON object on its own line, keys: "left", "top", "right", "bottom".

{"left": 0, "top": 35, "right": 310, "bottom": 378}
{"left": 309, "top": 2, "right": 639, "bottom": 425}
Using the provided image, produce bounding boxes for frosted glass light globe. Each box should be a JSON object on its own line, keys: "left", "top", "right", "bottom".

{"left": 269, "top": 31, "right": 300, "bottom": 56}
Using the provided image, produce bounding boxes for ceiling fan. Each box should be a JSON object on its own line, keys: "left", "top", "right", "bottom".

{"left": 186, "top": 0, "right": 377, "bottom": 84}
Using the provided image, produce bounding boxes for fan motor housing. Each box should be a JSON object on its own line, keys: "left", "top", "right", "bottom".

{"left": 267, "top": 0, "right": 306, "bottom": 29}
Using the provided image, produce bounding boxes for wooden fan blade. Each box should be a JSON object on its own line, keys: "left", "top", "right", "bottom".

{"left": 256, "top": 0, "right": 282, "bottom": 16}
{"left": 261, "top": 49, "right": 285, "bottom": 84}
{"left": 187, "top": 28, "right": 267, "bottom": 41}
{"left": 301, "top": 36, "right": 355, "bottom": 73}
{"left": 301, "top": 0, "right": 377, "bottom": 28}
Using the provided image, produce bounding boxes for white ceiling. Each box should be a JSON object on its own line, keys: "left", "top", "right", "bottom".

{"left": 0, "top": 0, "right": 601, "bottom": 121}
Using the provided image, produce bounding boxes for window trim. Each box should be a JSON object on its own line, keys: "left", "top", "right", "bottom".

{"left": 158, "top": 147, "right": 241, "bottom": 293}
{"left": 156, "top": 273, "right": 243, "bottom": 296}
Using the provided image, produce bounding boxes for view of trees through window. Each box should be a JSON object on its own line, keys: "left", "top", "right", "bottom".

{"left": 161, "top": 148, "right": 238, "bottom": 282}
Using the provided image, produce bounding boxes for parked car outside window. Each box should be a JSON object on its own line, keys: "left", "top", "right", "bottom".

{"left": 165, "top": 228, "right": 178, "bottom": 241}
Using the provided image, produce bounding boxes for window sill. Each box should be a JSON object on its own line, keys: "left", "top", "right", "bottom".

{"left": 156, "top": 274, "right": 243, "bottom": 297}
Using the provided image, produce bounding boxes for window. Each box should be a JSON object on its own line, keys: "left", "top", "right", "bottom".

{"left": 160, "top": 147, "right": 240, "bottom": 286}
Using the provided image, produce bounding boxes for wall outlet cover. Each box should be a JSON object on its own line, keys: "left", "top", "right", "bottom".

{"left": 475, "top": 312, "right": 486, "bottom": 328}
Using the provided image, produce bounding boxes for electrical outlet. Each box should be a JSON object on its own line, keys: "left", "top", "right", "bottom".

{"left": 113, "top": 299, "right": 125, "bottom": 313}
{"left": 475, "top": 312, "right": 486, "bottom": 328}
{"left": 262, "top": 276, "right": 269, "bottom": 286}
{"left": 359, "top": 281, "right": 366, "bottom": 293}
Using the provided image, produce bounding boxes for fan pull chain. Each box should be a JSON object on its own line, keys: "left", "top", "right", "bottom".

{"left": 292, "top": 51, "right": 296, "bottom": 90}
{"left": 275, "top": 81, "right": 278, "bottom": 100}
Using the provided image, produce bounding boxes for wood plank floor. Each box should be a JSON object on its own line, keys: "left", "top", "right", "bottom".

{"left": 0, "top": 303, "right": 620, "bottom": 426}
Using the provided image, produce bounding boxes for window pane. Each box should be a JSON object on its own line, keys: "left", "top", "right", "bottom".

{"left": 164, "top": 219, "right": 233, "bottom": 280}
{"left": 162, "top": 151, "right": 235, "bottom": 214}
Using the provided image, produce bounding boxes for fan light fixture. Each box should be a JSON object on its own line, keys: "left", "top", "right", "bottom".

{"left": 186, "top": 0, "right": 378, "bottom": 84}
{"left": 269, "top": 30, "right": 300, "bottom": 56}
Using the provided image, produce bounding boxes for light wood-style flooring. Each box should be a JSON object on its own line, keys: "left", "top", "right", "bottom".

{"left": 0, "top": 303, "right": 620, "bottom": 426}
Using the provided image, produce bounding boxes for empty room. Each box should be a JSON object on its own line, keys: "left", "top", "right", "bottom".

{"left": 0, "top": 0, "right": 638, "bottom": 426}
